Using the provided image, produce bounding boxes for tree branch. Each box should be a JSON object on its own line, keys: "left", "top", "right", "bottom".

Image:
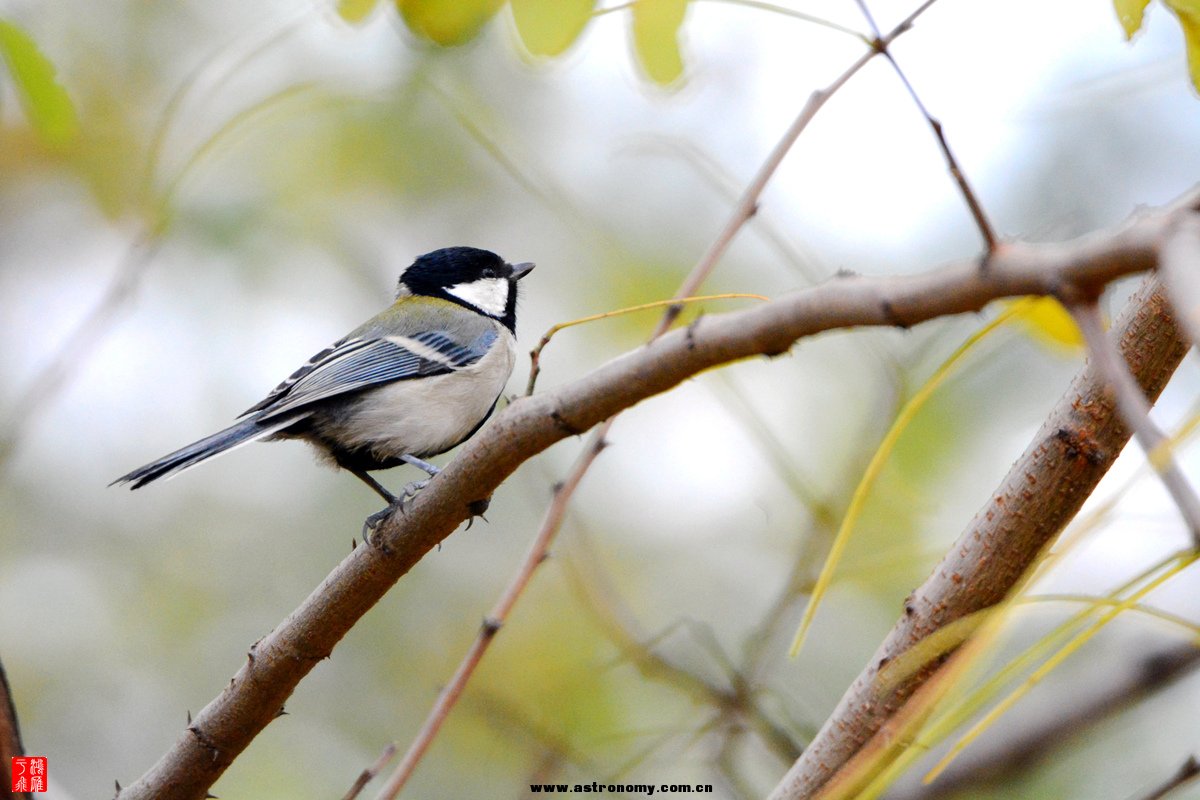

{"left": 886, "top": 643, "right": 1200, "bottom": 800}
{"left": 852, "top": 0, "right": 997, "bottom": 252}
{"left": 118, "top": 192, "right": 1198, "bottom": 800}
{"left": 374, "top": 432, "right": 608, "bottom": 798}
{"left": 1132, "top": 755, "right": 1200, "bottom": 800}
{"left": 341, "top": 742, "right": 396, "bottom": 800}
{"left": 768, "top": 271, "right": 1191, "bottom": 800}
{"left": 655, "top": 0, "right": 941, "bottom": 334}
{"left": 382, "top": 4, "right": 948, "bottom": 774}
{"left": 1159, "top": 211, "right": 1200, "bottom": 355}
{"left": 1068, "top": 298, "right": 1200, "bottom": 544}
{"left": 0, "top": 655, "right": 29, "bottom": 800}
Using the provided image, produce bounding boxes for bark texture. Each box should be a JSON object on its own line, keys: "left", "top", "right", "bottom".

{"left": 770, "top": 276, "right": 1189, "bottom": 799}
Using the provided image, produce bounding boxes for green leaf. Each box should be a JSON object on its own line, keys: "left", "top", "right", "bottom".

{"left": 1114, "top": 0, "right": 1153, "bottom": 37}
{"left": 395, "top": 0, "right": 504, "bottom": 46}
{"left": 510, "top": 0, "right": 595, "bottom": 57}
{"left": 0, "top": 19, "right": 78, "bottom": 148}
{"left": 336, "top": 0, "right": 381, "bottom": 24}
{"left": 631, "top": 0, "right": 689, "bottom": 86}
{"left": 1165, "top": 0, "right": 1200, "bottom": 90}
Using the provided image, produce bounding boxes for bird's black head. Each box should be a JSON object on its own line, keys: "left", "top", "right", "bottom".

{"left": 398, "top": 247, "right": 534, "bottom": 332}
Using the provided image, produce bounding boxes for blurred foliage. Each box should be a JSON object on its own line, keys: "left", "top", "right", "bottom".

{"left": 793, "top": 302, "right": 1039, "bottom": 659}
{"left": 0, "top": 19, "right": 78, "bottom": 149}
{"left": 397, "top": 0, "right": 506, "bottom": 47}
{"left": 337, "top": 0, "right": 382, "bottom": 25}
{"left": 630, "top": 0, "right": 690, "bottom": 85}
{"left": 341, "top": 0, "right": 692, "bottom": 85}
{"left": 1116, "top": 0, "right": 1200, "bottom": 89}
{"left": 511, "top": 0, "right": 598, "bottom": 58}
{"left": 0, "top": 1, "right": 1199, "bottom": 799}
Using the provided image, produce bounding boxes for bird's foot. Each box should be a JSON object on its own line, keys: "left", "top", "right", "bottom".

{"left": 361, "top": 503, "right": 397, "bottom": 544}
{"left": 399, "top": 477, "right": 431, "bottom": 508}
{"left": 361, "top": 477, "right": 437, "bottom": 542}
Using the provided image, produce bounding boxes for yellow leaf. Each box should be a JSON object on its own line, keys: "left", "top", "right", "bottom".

{"left": 336, "top": 0, "right": 380, "bottom": 24}
{"left": 1009, "top": 296, "right": 1083, "bottom": 351}
{"left": 0, "top": 19, "right": 78, "bottom": 148}
{"left": 396, "top": 0, "right": 504, "bottom": 46}
{"left": 631, "top": 0, "right": 689, "bottom": 86}
{"left": 1114, "top": 0, "right": 1153, "bottom": 37}
{"left": 1165, "top": 0, "right": 1200, "bottom": 90}
{"left": 510, "top": 0, "right": 595, "bottom": 57}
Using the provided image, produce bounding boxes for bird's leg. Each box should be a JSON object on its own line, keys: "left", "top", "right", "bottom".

{"left": 399, "top": 454, "right": 441, "bottom": 477}
{"left": 351, "top": 458, "right": 443, "bottom": 541}
{"left": 350, "top": 469, "right": 399, "bottom": 542}
{"left": 350, "top": 468, "right": 399, "bottom": 504}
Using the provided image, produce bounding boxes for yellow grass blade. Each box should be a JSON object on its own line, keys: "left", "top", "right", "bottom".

{"left": 525, "top": 293, "right": 768, "bottom": 395}
{"left": 922, "top": 550, "right": 1198, "bottom": 784}
{"left": 789, "top": 300, "right": 1035, "bottom": 658}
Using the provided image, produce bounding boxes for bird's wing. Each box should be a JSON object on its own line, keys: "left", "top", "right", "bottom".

{"left": 243, "top": 327, "right": 497, "bottom": 421}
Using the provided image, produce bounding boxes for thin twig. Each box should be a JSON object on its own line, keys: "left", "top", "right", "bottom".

{"left": 1129, "top": 756, "right": 1200, "bottom": 800}
{"left": 622, "top": 135, "right": 831, "bottom": 284}
{"left": 471, "top": 691, "right": 595, "bottom": 771}
{"left": 709, "top": 374, "right": 834, "bottom": 523}
{"left": 887, "top": 645, "right": 1200, "bottom": 800}
{"left": 341, "top": 743, "right": 397, "bottom": 800}
{"left": 1068, "top": 298, "right": 1200, "bottom": 546}
{"left": 851, "top": 0, "right": 881, "bottom": 36}
{"left": 143, "top": 6, "right": 315, "bottom": 203}
{"left": 655, "top": 0, "right": 943, "bottom": 336}
{"left": 377, "top": 7, "right": 944, "bottom": 792}
{"left": 1157, "top": 210, "right": 1200, "bottom": 350}
{"left": 701, "top": 0, "right": 869, "bottom": 40}
{"left": 882, "top": 55, "right": 998, "bottom": 253}
{"left": 0, "top": 234, "right": 161, "bottom": 471}
{"left": 117, "top": 191, "right": 1197, "bottom": 800}
{"left": 769, "top": 274, "right": 1190, "bottom": 800}
{"left": 562, "top": 525, "right": 804, "bottom": 764}
{"left": 2, "top": 9, "right": 320, "bottom": 473}
{"left": 527, "top": 294, "right": 768, "bottom": 396}
{"left": 853, "top": 0, "right": 998, "bottom": 252}
{"left": 373, "top": 429, "right": 610, "bottom": 799}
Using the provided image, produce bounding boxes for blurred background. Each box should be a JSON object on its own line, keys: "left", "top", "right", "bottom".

{"left": 2, "top": 0, "right": 1200, "bottom": 797}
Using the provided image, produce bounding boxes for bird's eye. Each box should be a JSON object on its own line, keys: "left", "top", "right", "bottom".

{"left": 482, "top": 269, "right": 497, "bottom": 278}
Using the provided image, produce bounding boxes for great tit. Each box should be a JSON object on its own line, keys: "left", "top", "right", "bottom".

{"left": 113, "top": 246, "right": 534, "bottom": 527}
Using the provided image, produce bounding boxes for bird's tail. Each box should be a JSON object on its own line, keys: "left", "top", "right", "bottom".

{"left": 111, "top": 416, "right": 298, "bottom": 489}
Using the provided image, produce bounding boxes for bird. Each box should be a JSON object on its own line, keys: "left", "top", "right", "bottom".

{"left": 113, "top": 246, "right": 534, "bottom": 532}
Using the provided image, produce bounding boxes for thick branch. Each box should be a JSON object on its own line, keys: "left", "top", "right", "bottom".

{"left": 119, "top": 195, "right": 1197, "bottom": 800}
{"left": 768, "top": 273, "right": 1190, "bottom": 800}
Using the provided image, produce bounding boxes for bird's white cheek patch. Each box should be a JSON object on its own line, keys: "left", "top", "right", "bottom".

{"left": 446, "top": 278, "right": 509, "bottom": 317}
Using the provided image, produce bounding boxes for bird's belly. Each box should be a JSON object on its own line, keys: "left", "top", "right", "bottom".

{"left": 314, "top": 333, "right": 516, "bottom": 464}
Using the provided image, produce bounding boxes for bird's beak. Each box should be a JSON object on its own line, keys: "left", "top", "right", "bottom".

{"left": 510, "top": 262, "right": 535, "bottom": 280}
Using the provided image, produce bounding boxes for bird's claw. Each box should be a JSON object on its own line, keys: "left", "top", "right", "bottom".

{"left": 361, "top": 505, "right": 395, "bottom": 543}
{"left": 399, "top": 478, "right": 431, "bottom": 509}
{"left": 360, "top": 478, "right": 433, "bottom": 544}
